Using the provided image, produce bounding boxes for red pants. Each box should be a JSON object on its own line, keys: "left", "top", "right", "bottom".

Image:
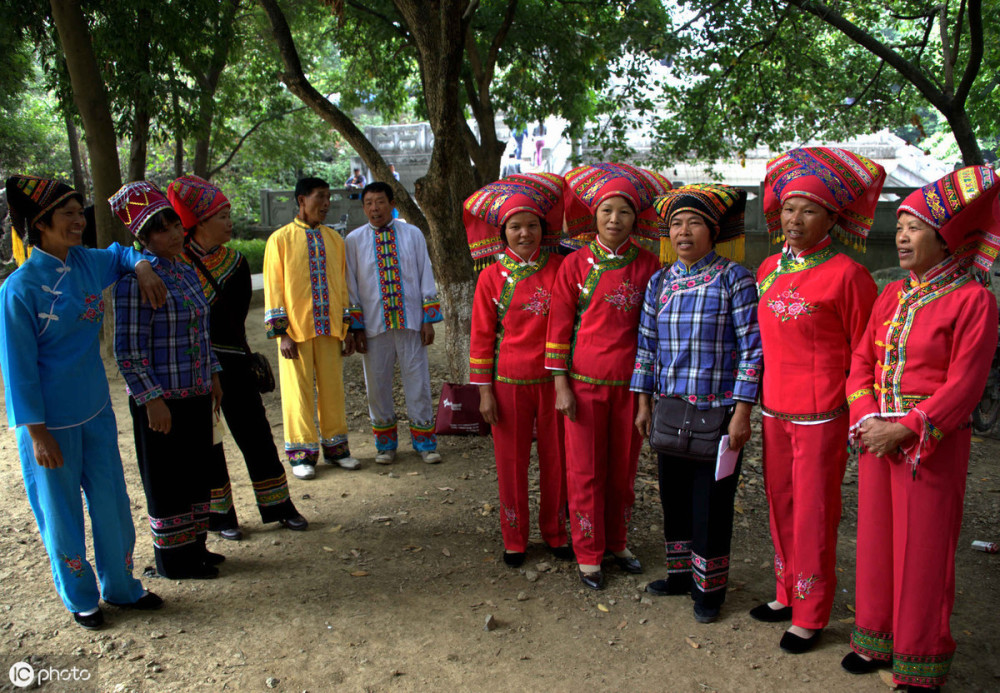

{"left": 851, "top": 428, "right": 969, "bottom": 688}
{"left": 762, "top": 414, "right": 848, "bottom": 629}
{"left": 564, "top": 382, "right": 641, "bottom": 565}
{"left": 492, "top": 381, "right": 567, "bottom": 552}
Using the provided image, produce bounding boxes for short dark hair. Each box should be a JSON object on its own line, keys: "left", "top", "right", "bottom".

{"left": 27, "top": 193, "right": 85, "bottom": 247}
{"left": 362, "top": 181, "right": 393, "bottom": 203}
{"left": 295, "top": 177, "right": 329, "bottom": 200}
{"left": 136, "top": 208, "right": 182, "bottom": 245}
{"left": 500, "top": 214, "right": 546, "bottom": 247}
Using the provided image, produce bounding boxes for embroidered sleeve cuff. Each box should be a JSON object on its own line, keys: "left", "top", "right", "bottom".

{"left": 264, "top": 308, "right": 289, "bottom": 339}
{"left": 348, "top": 305, "right": 365, "bottom": 330}
{"left": 736, "top": 362, "right": 761, "bottom": 383}
{"left": 847, "top": 388, "right": 874, "bottom": 406}
{"left": 544, "top": 342, "right": 570, "bottom": 371}
{"left": 131, "top": 385, "right": 165, "bottom": 406}
{"left": 422, "top": 298, "right": 443, "bottom": 324}
{"left": 470, "top": 356, "right": 493, "bottom": 382}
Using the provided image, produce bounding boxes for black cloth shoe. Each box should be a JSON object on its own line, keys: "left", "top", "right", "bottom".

{"left": 779, "top": 629, "right": 822, "bottom": 654}
{"left": 279, "top": 514, "right": 309, "bottom": 531}
{"left": 503, "top": 551, "right": 526, "bottom": 567}
{"left": 905, "top": 686, "right": 940, "bottom": 692}
{"left": 162, "top": 564, "right": 219, "bottom": 580}
{"left": 645, "top": 576, "right": 691, "bottom": 596}
{"left": 105, "top": 591, "right": 164, "bottom": 610}
{"left": 549, "top": 544, "right": 575, "bottom": 561}
{"left": 202, "top": 551, "right": 226, "bottom": 566}
{"left": 612, "top": 554, "right": 643, "bottom": 574}
{"left": 749, "top": 602, "right": 793, "bottom": 622}
{"left": 693, "top": 603, "right": 720, "bottom": 624}
{"left": 579, "top": 569, "right": 605, "bottom": 591}
{"left": 73, "top": 608, "right": 105, "bottom": 630}
{"left": 841, "top": 651, "right": 887, "bottom": 675}
{"left": 219, "top": 528, "right": 243, "bottom": 541}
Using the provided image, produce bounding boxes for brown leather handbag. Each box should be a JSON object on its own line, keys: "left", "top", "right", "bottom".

{"left": 649, "top": 396, "right": 731, "bottom": 462}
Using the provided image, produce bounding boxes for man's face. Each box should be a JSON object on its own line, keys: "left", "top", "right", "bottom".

{"left": 363, "top": 191, "right": 393, "bottom": 228}
{"left": 298, "top": 187, "right": 330, "bottom": 226}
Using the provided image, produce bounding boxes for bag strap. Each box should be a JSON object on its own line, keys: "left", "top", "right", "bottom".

{"left": 652, "top": 268, "right": 668, "bottom": 397}
{"left": 184, "top": 248, "right": 252, "bottom": 356}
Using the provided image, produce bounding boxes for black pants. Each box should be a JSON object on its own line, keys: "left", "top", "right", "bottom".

{"left": 130, "top": 395, "right": 213, "bottom": 578}
{"left": 206, "top": 352, "right": 299, "bottom": 531}
{"left": 658, "top": 448, "right": 743, "bottom": 609}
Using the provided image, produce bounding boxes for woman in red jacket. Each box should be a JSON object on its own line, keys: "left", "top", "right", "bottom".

{"left": 843, "top": 166, "right": 999, "bottom": 691}
{"left": 545, "top": 163, "right": 670, "bottom": 590}
{"left": 465, "top": 172, "right": 570, "bottom": 567}
{"left": 752, "top": 148, "right": 885, "bottom": 653}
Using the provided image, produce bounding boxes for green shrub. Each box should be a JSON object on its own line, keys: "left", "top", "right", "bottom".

{"left": 228, "top": 238, "right": 266, "bottom": 274}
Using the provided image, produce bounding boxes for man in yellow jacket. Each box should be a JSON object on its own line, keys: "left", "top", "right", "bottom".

{"left": 264, "top": 177, "right": 360, "bottom": 479}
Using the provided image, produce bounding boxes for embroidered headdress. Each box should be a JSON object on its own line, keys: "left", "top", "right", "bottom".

{"left": 109, "top": 181, "right": 172, "bottom": 237}
{"left": 563, "top": 163, "right": 672, "bottom": 247}
{"left": 653, "top": 183, "right": 747, "bottom": 263}
{"left": 168, "top": 175, "right": 230, "bottom": 230}
{"left": 463, "top": 172, "right": 565, "bottom": 268}
{"left": 5, "top": 175, "right": 84, "bottom": 264}
{"left": 897, "top": 165, "right": 1000, "bottom": 279}
{"left": 763, "top": 147, "right": 886, "bottom": 250}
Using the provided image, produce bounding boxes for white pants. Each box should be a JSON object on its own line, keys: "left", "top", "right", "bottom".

{"left": 362, "top": 329, "right": 436, "bottom": 451}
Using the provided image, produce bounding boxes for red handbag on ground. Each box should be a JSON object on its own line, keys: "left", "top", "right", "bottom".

{"left": 434, "top": 383, "right": 489, "bottom": 436}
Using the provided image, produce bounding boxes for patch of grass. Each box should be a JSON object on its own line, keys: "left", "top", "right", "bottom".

{"left": 228, "top": 238, "right": 266, "bottom": 274}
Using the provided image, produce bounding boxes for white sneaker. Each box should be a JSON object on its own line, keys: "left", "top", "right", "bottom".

{"left": 374, "top": 450, "right": 396, "bottom": 465}
{"left": 420, "top": 450, "right": 442, "bottom": 464}
{"left": 336, "top": 456, "right": 361, "bottom": 470}
{"left": 291, "top": 463, "right": 316, "bottom": 480}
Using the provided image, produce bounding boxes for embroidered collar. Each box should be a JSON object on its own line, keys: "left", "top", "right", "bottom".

{"left": 901, "top": 254, "right": 966, "bottom": 299}
{"left": 670, "top": 251, "right": 718, "bottom": 277}
{"left": 591, "top": 237, "right": 634, "bottom": 261}
{"left": 781, "top": 234, "right": 832, "bottom": 263}
{"left": 504, "top": 247, "right": 541, "bottom": 265}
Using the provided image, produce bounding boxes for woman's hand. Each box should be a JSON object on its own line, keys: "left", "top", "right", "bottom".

{"left": 145, "top": 397, "right": 172, "bottom": 435}
{"left": 727, "top": 402, "right": 753, "bottom": 450}
{"left": 554, "top": 374, "right": 576, "bottom": 422}
{"left": 27, "top": 424, "right": 63, "bottom": 468}
{"left": 135, "top": 261, "right": 167, "bottom": 309}
{"left": 211, "top": 373, "right": 223, "bottom": 414}
{"left": 635, "top": 393, "right": 652, "bottom": 437}
{"left": 479, "top": 385, "right": 499, "bottom": 425}
{"left": 280, "top": 335, "right": 299, "bottom": 360}
{"left": 859, "top": 418, "right": 916, "bottom": 457}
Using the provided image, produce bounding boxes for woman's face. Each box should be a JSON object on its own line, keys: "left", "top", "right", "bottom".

{"left": 780, "top": 196, "right": 837, "bottom": 252}
{"left": 668, "top": 211, "right": 714, "bottom": 265}
{"left": 503, "top": 211, "right": 542, "bottom": 259}
{"left": 595, "top": 196, "right": 636, "bottom": 249}
{"left": 144, "top": 217, "right": 186, "bottom": 260}
{"left": 896, "top": 212, "right": 949, "bottom": 279}
{"left": 36, "top": 197, "right": 85, "bottom": 259}
{"left": 195, "top": 207, "right": 233, "bottom": 248}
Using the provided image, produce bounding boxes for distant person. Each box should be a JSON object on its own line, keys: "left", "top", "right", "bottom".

{"left": 532, "top": 122, "right": 546, "bottom": 167}
{"left": 843, "top": 167, "right": 999, "bottom": 690}
{"left": 111, "top": 180, "right": 224, "bottom": 581}
{"left": 501, "top": 154, "right": 522, "bottom": 179}
{"left": 263, "top": 177, "right": 360, "bottom": 480}
{"left": 1, "top": 175, "right": 167, "bottom": 630}
{"left": 345, "top": 168, "right": 366, "bottom": 199}
{"left": 345, "top": 182, "right": 443, "bottom": 464}
{"left": 389, "top": 164, "right": 400, "bottom": 181}
{"left": 169, "top": 175, "right": 308, "bottom": 538}
{"left": 512, "top": 129, "right": 526, "bottom": 160}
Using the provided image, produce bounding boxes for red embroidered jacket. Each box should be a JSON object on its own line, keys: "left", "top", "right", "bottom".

{"left": 545, "top": 238, "right": 659, "bottom": 386}
{"left": 847, "top": 255, "right": 998, "bottom": 463}
{"left": 756, "top": 237, "right": 877, "bottom": 420}
{"left": 469, "top": 249, "right": 563, "bottom": 386}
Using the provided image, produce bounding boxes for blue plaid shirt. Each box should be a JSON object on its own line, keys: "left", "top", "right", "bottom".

{"left": 114, "top": 253, "right": 220, "bottom": 404}
{"left": 630, "top": 251, "right": 762, "bottom": 409}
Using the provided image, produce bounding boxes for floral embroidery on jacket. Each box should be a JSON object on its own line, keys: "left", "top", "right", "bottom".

{"left": 794, "top": 572, "right": 818, "bottom": 599}
{"left": 502, "top": 503, "right": 519, "bottom": 529}
{"left": 521, "top": 286, "right": 552, "bottom": 316}
{"left": 576, "top": 512, "right": 594, "bottom": 538}
{"left": 603, "top": 278, "right": 643, "bottom": 312}
{"left": 767, "top": 287, "right": 815, "bottom": 322}
{"left": 61, "top": 553, "right": 85, "bottom": 578}
{"left": 78, "top": 293, "right": 105, "bottom": 323}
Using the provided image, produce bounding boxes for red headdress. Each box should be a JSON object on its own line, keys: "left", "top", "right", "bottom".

{"left": 897, "top": 165, "right": 1000, "bottom": 278}
{"left": 562, "top": 163, "right": 672, "bottom": 247}
{"left": 764, "top": 147, "right": 886, "bottom": 250}
{"left": 168, "top": 175, "right": 230, "bottom": 230}
{"left": 463, "top": 172, "right": 565, "bottom": 268}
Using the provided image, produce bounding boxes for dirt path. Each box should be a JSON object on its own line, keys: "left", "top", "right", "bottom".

{"left": 2, "top": 305, "right": 999, "bottom": 692}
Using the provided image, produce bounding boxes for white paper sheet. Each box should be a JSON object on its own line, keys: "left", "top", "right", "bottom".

{"left": 715, "top": 435, "right": 739, "bottom": 481}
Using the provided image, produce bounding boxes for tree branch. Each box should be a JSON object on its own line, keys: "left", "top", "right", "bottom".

{"left": 484, "top": 0, "right": 517, "bottom": 78}
{"left": 939, "top": 2, "right": 954, "bottom": 94}
{"left": 206, "top": 105, "right": 308, "bottom": 179}
{"left": 344, "top": 0, "right": 410, "bottom": 40}
{"left": 955, "top": 0, "right": 983, "bottom": 104}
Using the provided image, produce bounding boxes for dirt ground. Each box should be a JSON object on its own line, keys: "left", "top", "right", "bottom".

{"left": 2, "top": 303, "right": 999, "bottom": 693}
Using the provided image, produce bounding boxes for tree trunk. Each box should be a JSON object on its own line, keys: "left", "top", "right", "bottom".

{"left": 50, "top": 0, "right": 129, "bottom": 358}
{"left": 128, "top": 106, "right": 151, "bottom": 181}
{"left": 64, "top": 112, "right": 87, "bottom": 197}
{"left": 126, "top": 5, "right": 152, "bottom": 181}
{"left": 943, "top": 104, "right": 985, "bottom": 166}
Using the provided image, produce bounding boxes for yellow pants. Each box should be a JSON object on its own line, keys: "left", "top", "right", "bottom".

{"left": 277, "top": 335, "right": 349, "bottom": 462}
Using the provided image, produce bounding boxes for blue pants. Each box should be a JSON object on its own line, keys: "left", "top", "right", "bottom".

{"left": 17, "top": 403, "right": 144, "bottom": 613}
